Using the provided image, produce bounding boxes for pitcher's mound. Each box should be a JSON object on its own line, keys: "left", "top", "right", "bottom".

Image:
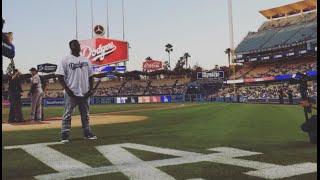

{"left": 2, "top": 115, "right": 148, "bottom": 131}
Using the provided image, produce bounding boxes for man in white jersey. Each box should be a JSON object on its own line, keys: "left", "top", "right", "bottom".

{"left": 56, "top": 40, "right": 97, "bottom": 143}
{"left": 28, "top": 67, "right": 43, "bottom": 121}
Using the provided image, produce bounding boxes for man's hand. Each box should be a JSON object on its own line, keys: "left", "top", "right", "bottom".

{"left": 84, "top": 89, "right": 94, "bottom": 99}
{"left": 65, "top": 88, "right": 76, "bottom": 97}
{"left": 299, "top": 100, "right": 310, "bottom": 108}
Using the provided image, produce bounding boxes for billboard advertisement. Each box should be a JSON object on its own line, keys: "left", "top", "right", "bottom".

{"left": 161, "top": 96, "right": 172, "bottom": 103}
{"left": 80, "top": 37, "right": 129, "bottom": 66}
{"left": 128, "top": 97, "right": 138, "bottom": 103}
{"left": 138, "top": 96, "right": 150, "bottom": 103}
{"left": 37, "top": 63, "right": 57, "bottom": 73}
{"left": 92, "top": 65, "right": 126, "bottom": 73}
{"left": 116, "top": 97, "right": 128, "bottom": 104}
{"left": 197, "top": 71, "right": 224, "bottom": 79}
{"left": 143, "top": 60, "right": 162, "bottom": 71}
{"left": 150, "top": 96, "right": 161, "bottom": 103}
{"left": 92, "top": 97, "right": 114, "bottom": 104}
{"left": 116, "top": 97, "right": 138, "bottom": 104}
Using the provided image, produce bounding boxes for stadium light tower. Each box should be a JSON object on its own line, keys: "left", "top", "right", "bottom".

{"left": 91, "top": 0, "right": 94, "bottom": 38}
{"left": 106, "top": 0, "right": 110, "bottom": 38}
{"left": 75, "top": 0, "right": 78, "bottom": 39}
{"left": 228, "top": 0, "right": 236, "bottom": 96}
{"left": 122, "top": 0, "right": 125, "bottom": 40}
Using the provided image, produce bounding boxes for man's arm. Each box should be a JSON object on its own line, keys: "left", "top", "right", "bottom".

{"left": 89, "top": 76, "right": 94, "bottom": 90}
{"left": 29, "top": 83, "right": 38, "bottom": 95}
{"left": 57, "top": 75, "right": 75, "bottom": 97}
{"left": 300, "top": 100, "right": 317, "bottom": 109}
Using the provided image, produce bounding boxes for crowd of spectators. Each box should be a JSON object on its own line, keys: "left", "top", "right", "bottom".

{"left": 93, "top": 86, "right": 120, "bottom": 97}
{"left": 145, "top": 85, "right": 188, "bottom": 95}
{"left": 208, "top": 81, "right": 317, "bottom": 99}
{"left": 118, "top": 82, "right": 146, "bottom": 96}
{"left": 264, "top": 62, "right": 317, "bottom": 77}
{"left": 241, "top": 61, "right": 317, "bottom": 79}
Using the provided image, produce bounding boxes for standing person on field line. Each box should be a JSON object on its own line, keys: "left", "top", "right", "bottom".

{"left": 28, "top": 67, "right": 43, "bottom": 121}
{"left": 56, "top": 39, "right": 97, "bottom": 143}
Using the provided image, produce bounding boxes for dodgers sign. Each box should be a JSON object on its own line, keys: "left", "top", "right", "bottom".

{"left": 80, "top": 38, "right": 129, "bottom": 66}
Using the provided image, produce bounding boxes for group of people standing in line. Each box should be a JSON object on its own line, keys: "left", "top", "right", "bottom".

{"left": 6, "top": 68, "right": 45, "bottom": 123}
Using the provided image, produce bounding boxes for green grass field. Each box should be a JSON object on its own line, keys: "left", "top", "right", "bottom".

{"left": 2, "top": 102, "right": 317, "bottom": 180}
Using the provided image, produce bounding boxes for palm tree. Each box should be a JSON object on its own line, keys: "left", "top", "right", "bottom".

{"left": 183, "top": 52, "right": 191, "bottom": 69}
{"left": 165, "top": 44, "right": 173, "bottom": 70}
{"left": 174, "top": 57, "right": 185, "bottom": 72}
{"left": 163, "top": 61, "right": 170, "bottom": 70}
{"left": 224, "top": 48, "right": 231, "bottom": 78}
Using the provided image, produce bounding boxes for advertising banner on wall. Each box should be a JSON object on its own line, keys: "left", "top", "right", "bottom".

{"left": 80, "top": 37, "right": 129, "bottom": 66}
{"left": 116, "top": 97, "right": 139, "bottom": 104}
{"left": 116, "top": 97, "right": 128, "bottom": 104}
{"left": 128, "top": 97, "right": 138, "bottom": 103}
{"left": 161, "top": 96, "right": 172, "bottom": 103}
{"left": 143, "top": 60, "right": 163, "bottom": 71}
{"left": 150, "top": 96, "right": 161, "bottom": 103}
{"left": 93, "top": 65, "right": 126, "bottom": 73}
{"left": 138, "top": 96, "right": 150, "bottom": 103}
{"left": 92, "top": 97, "right": 114, "bottom": 104}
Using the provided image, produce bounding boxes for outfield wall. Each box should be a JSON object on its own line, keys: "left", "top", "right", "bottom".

{"left": 8, "top": 94, "right": 316, "bottom": 107}
{"left": 18, "top": 94, "right": 185, "bottom": 107}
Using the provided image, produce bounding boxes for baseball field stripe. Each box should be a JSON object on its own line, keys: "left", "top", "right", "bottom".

{"left": 96, "top": 144, "right": 176, "bottom": 180}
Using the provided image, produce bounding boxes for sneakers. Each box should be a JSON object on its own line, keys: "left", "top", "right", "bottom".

{"left": 84, "top": 133, "right": 97, "bottom": 140}
{"left": 61, "top": 139, "right": 69, "bottom": 143}
{"left": 60, "top": 133, "right": 97, "bottom": 143}
{"left": 61, "top": 134, "right": 69, "bottom": 143}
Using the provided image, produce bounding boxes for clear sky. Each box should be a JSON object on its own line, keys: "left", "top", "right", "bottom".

{"left": 3, "top": 0, "right": 298, "bottom": 73}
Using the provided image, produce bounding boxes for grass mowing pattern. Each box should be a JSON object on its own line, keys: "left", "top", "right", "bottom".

{"left": 2, "top": 103, "right": 317, "bottom": 180}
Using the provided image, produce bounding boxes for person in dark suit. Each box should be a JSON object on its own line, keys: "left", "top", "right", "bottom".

{"left": 288, "top": 90, "right": 293, "bottom": 104}
{"left": 278, "top": 89, "right": 284, "bottom": 104}
{"left": 8, "top": 69, "right": 24, "bottom": 123}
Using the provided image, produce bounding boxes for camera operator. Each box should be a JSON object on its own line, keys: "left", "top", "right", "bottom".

{"left": 293, "top": 72, "right": 317, "bottom": 144}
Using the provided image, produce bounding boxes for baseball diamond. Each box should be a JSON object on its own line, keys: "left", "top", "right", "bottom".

{"left": 2, "top": 103, "right": 317, "bottom": 179}
{"left": 2, "top": 0, "right": 317, "bottom": 179}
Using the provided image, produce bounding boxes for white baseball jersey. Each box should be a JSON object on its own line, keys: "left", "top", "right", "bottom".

{"left": 56, "top": 54, "right": 94, "bottom": 97}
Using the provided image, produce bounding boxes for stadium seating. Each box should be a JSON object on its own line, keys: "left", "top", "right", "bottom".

{"left": 235, "top": 11, "right": 317, "bottom": 53}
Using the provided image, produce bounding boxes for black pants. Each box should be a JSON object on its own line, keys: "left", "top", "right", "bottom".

{"left": 8, "top": 96, "right": 24, "bottom": 122}
{"left": 279, "top": 97, "right": 284, "bottom": 104}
